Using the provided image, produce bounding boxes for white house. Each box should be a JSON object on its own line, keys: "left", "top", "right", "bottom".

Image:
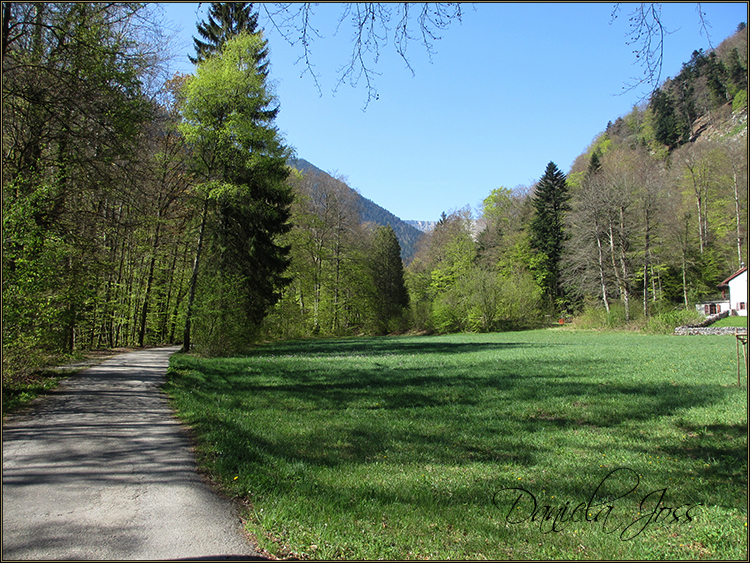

{"left": 718, "top": 267, "right": 747, "bottom": 317}
{"left": 696, "top": 299, "right": 731, "bottom": 316}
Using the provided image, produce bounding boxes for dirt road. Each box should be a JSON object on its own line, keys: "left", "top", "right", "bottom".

{"left": 2, "top": 346, "right": 264, "bottom": 560}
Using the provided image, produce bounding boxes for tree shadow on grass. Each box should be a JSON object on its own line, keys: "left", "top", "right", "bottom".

{"left": 167, "top": 338, "right": 746, "bottom": 516}
{"left": 172, "top": 352, "right": 737, "bottom": 427}
{"left": 245, "top": 336, "right": 548, "bottom": 359}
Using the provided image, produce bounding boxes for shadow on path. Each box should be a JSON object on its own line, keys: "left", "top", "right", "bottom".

{"left": 2, "top": 346, "right": 267, "bottom": 560}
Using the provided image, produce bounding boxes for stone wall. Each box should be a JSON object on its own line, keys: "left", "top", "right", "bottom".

{"left": 674, "top": 326, "right": 745, "bottom": 336}
{"left": 674, "top": 310, "right": 744, "bottom": 335}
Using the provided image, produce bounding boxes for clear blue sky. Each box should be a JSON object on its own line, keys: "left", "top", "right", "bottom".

{"left": 157, "top": 2, "right": 747, "bottom": 222}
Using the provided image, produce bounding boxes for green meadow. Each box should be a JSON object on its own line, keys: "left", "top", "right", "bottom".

{"left": 712, "top": 316, "right": 748, "bottom": 328}
{"left": 164, "top": 329, "right": 748, "bottom": 559}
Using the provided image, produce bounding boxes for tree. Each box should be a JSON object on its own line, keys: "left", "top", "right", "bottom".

{"left": 284, "top": 169, "right": 363, "bottom": 334}
{"left": 563, "top": 163, "right": 613, "bottom": 314}
{"left": 369, "top": 225, "right": 409, "bottom": 334}
{"left": 529, "top": 162, "right": 570, "bottom": 310}
{"left": 406, "top": 208, "right": 477, "bottom": 333}
{"left": 650, "top": 89, "right": 684, "bottom": 148}
{"left": 189, "top": 2, "right": 269, "bottom": 76}
{"left": 178, "top": 32, "right": 292, "bottom": 353}
{"left": 2, "top": 2, "right": 163, "bottom": 367}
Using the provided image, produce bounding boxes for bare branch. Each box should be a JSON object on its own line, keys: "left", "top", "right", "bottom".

{"left": 611, "top": 3, "right": 712, "bottom": 98}
{"left": 258, "top": 3, "right": 465, "bottom": 109}
{"left": 259, "top": 3, "right": 323, "bottom": 96}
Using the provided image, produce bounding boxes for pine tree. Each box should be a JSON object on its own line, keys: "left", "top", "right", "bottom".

{"left": 587, "top": 148, "right": 603, "bottom": 176}
{"left": 369, "top": 225, "right": 409, "bottom": 334}
{"left": 651, "top": 89, "right": 683, "bottom": 148}
{"left": 189, "top": 2, "right": 269, "bottom": 77}
{"left": 180, "top": 33, "right": 292, "bottom": 353}
{"left": 529, "top": 162, "right": 570, "bottom": 310}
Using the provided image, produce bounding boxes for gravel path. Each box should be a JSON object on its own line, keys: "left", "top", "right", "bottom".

{"left": 2, "top": 346, "right": 265, "bottom": 560}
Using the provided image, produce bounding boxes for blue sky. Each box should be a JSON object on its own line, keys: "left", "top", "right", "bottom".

{"left": 157, "top": 2, "right": 747, "bottom": 222}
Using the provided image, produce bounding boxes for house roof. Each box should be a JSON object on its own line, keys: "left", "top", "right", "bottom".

{"left": 718, "top": 267, "right": 747, "bottom": 288}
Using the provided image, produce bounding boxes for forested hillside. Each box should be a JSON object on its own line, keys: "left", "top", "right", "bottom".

{"left": 402, "top": 23, "right": 747, "bottom": 333}
{"left": 288, "top": 158, "right": 424, "bottom": 261}
{"left": 2, "top": 4, "right": 746, "bottom": 376}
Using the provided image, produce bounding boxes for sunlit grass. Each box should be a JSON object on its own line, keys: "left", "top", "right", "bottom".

{"left": 712, "top": 316, "right": 748, "bottom": 328}
{"left": 165, "top": 330, "right": 748, "bottom": 559}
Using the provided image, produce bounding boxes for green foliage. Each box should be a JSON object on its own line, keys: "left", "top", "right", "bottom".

{"left": 732, "top": 89, "right": 747, "bottom": 112}
{"left": 2, "top": 3, "right": 164, "bottom": 369}
{"left": 190, "top": 2, "right": 266, "bottom": 69}
{"left": 650, "top": 88, "right": 685, "bottom": 148}
{"left": 179, "top": 32, "right": 293, "bottom": 353}
{"left": 481, "top": 186, "right": 513, "bottom": 229}
{"left": 643, "top": 308, "right": 703, "bottom": 333}
{"left": 2, "top": 369, "right": 69, "bottom": 413}
{"left": 190, "top": 270, "right": 260, "bottom": 356}
{"left": 573, "top": 303, "right": 706, "bottom": 333}
{"left": 529, "top": 162, "right": 570, "bottom": 309}
{"left": 368, "top": 226, "right": 410, "bottom": 334}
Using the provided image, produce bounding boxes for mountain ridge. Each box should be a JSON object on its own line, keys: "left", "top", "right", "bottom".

{"left": 288, "top": 157, "right": 424, "bottom": 262}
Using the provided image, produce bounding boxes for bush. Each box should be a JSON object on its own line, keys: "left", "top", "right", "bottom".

{"left": 573, "top": 302, "right": 706, "bottom": 333}
{"left": 431, "top": 288, "right": 470, "bottom": 333}
{"left": 407, "top": 299, "right": 434, "bottom": 333}
{"left": 192, "top": 271, "right": 260, "bottom": 356}
{"left": 732, "top": 89, "right": 747, "bottom": 113}
{"left": 572, "top": 302, "right": 631, "bottom": 329}
{"left": 643, "top": 308, "right": 702, "bottom": 334}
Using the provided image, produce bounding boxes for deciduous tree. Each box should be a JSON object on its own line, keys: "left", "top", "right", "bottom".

{"left": 178, "top": 32, "right": 292, "bottom": 353}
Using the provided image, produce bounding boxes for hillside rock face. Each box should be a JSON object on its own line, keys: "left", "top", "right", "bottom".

{"left": 690, "top": 102, "right": 747, "bottom": 143}
{"left": 405, "top": 220, "right": 436, "bottom": 233}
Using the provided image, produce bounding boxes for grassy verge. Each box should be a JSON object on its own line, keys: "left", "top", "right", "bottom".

{"left": 164, "top": 330, "right": 748, "bottom": 559}
{"left": 712, "top": 316, "right": 748, "bottom": 328}
{"left": 2, "top": 369, "right": 71, "bottom": 413}
{"left": 2, "top": 349, "right": 125, "bottom": 415}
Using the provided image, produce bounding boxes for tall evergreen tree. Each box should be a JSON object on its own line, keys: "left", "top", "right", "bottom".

{"left": 179, "top": 32, "right": 292, "bottom": 353}
{"left": 189, "top": 2, "right": 269, "bottom": 76}
{"left": 369, "top": 225, "right": 410, "bottom": 334}
{"left": 529, "top": 162, "right": 570, "bottom": 310}
{"left": 587, "top": 148, "right": 603, "bottom": 176}
{"left": 651, "top": 89, "right": 683, "bottom": 148}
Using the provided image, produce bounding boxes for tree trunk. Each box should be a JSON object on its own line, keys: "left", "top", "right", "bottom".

{"left": 618, "top": 206, "right": 631, "bottom": 322}
{"left": 642, "top": 207, "right": 650, "bottom": 317}
{"left": 138, "top": 221, "right": 161, "bottom": 347}
{"left": 181, "top": 197, "right": 209, "bottom": 353}
{"left": 594, "top": 218, "right": 610, "bottom": 314}
{"left": 682, "top": 254, "right": 689, "bottom": 308}
{"left": 607, "top": 217, "right": 625, "bottom": 316}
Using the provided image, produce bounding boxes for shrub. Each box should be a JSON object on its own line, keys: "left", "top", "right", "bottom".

{"left": 643, "top": 308, "right": 702, "bottom": 334}
{"left": 732, "top": 89, "right": 747, "bottom": 113}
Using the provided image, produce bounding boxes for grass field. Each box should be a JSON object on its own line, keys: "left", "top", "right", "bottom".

{"left": 712, "top": 316, "right": 748, "bottom": 328}
{"left": 165, "top": 329, "right": 748, "bottom": 559}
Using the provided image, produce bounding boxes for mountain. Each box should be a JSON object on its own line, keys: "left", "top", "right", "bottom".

{"left": 288, "top": 158, "right": 424, "bottom": 262}
{"left": 405, "top": 220, "right": 436, "bottom": 233}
